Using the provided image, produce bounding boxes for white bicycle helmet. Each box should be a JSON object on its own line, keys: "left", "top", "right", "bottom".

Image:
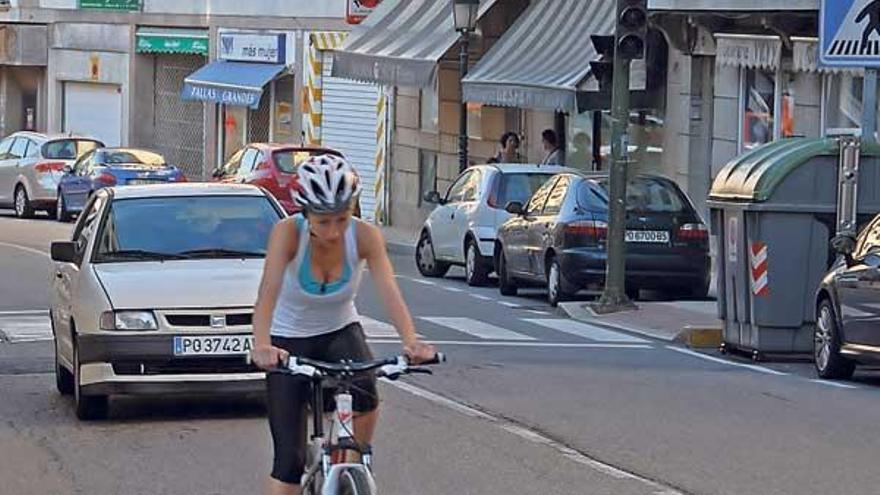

{"left": 293, "top": 154, "right": 361, "bottom": 214}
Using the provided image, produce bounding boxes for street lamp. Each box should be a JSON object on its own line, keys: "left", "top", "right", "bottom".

{"left": 453, "top": 0, "right": 479, "bottom": 172}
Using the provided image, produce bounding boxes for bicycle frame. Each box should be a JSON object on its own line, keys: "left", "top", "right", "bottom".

{"left": 300, "top": 375, "right": 377, "bottom": 494}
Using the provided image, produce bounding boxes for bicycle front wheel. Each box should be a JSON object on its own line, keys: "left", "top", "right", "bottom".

{"left": 338, "top": 467, "right": 374, "bottom": 495}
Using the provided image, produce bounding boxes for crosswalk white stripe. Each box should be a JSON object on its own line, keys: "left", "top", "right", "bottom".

{"left": 524, "top": 319, "right": 650, "bottom": 343}
{"left": 497, "top": 301, "right": 521, "bottom": 308}
{"left": 419, "top": 317, "right": 535, "bottom": 341}
{"left": 0, "top": 314, "right": 53, "bottom": 343}
{"left": 360, "top": 316, "right": 398, "bottom": 338}
{"left": 369, "top": 339, "right": 652, "bottom": 349}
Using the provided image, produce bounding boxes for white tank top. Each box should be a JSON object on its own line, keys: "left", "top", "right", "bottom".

{"left": 270, "top": 215, "right": 365, "bottom": 338}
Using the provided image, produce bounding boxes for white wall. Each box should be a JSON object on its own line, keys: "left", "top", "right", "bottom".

{"left": 20, "top": 0, "right": 346, "bottom": 16}
{"left": 144, "top": 0, "right": 345, "bottom": 16}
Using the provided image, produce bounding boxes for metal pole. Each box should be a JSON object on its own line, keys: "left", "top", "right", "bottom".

{"left": 862, "top": 69, "right": 878, "bottom": 143}
{"left": 592, "top": 37, "right": 637, "bottom": 314}
{"left": 458, "top": 31, "right": 470, "bottom": 173}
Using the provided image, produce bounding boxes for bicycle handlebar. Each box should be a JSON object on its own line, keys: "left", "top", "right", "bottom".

{"left": 246, "top": 352, "right": 446, "bottom": 380}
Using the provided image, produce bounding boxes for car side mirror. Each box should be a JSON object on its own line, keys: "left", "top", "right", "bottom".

{"left": 831, "top": 234, "right": 856, "bottom": 266}
{"left": 62, "top": 165, "right": 73, "bottom": 174}
{"left": 50, "top": 241, "right": 76, "bottom": 263}
{"left": 423, "top": 191, "right": 443, "bottom": 204}
{"left": 505, "top": 201, "right": 525, "bottom": 215}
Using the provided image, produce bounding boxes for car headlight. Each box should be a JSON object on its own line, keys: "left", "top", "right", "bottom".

{"left": 100, "top": 311, "right": 158, "bottom": 331}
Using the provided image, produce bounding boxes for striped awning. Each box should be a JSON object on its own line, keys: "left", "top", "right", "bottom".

{"left": 462, "top": 0, "right": 615, "bottom": 112}
{"left": 311, "top": 31, "right": 347, "bottom": 51}
{"left": 715, "top": 34, "right": 782, "bottom": 70}
{"left": 332, "top": 0, "right": 500, "bottom": 88}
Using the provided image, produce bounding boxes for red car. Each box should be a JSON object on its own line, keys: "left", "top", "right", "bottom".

{"left": 213, "top": 144, "right": 343, "bottom": 215}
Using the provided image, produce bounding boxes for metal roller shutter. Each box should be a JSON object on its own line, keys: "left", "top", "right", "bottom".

{"left": 154, "top": 54, "right": 205, "bottom": 179}
{"left": 321, "top": 55, "right": 381, "bottom": 222}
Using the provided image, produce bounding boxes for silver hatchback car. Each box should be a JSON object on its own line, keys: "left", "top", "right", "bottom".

{"left": 0, "top": 132, "right": 103, "bottom": 218}
{"left": 50, "top": 183, "right": 284, "bottom": 420}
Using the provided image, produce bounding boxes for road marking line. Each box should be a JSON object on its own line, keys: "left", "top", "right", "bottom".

{"left": 420, "top": 317, "right": 535, "bottom": 341}
{"left": 497, "top": 301, "right": 521, "bottom": 308}
{"left": 408, "top": 278, "right": 436, "bottom": 286}
{"left": 470, "top": 294, "right": 493, "bottom": 301}
{"left": 0, "top": 310, "right": 48, "bottom": 315}
{"left": 0, "top": 241, "right": 49, "bottom": 258}
{"left": 441, "top": 286, "right": 464, "bottom": 293}
{"left": 665, "top": 346, "right": 789, "bottom": 376}
{"left": 384, "top": 380, "right": 684, "bottom": 494}
{"left": 368, "top": 339, "right": 652, "bottom": 349}
{"left": 525, "top": 310, "right": 551, "bottom": 315}
{"left": 809, "top": 379, "right": 859, "bottom": 389}
{"left": 526, "top": 319, "right": 650, "bottom": 344}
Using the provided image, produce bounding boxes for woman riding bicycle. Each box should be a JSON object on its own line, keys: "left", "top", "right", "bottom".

{"left": 251, "top": 154, "right": 436, "bottom": 495}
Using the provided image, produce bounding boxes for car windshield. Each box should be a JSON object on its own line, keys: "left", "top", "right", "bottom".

{"left": 498, "top": 173, "right": 555, "bottom": 207}
{"left": 93, "top": 196, "right": 282, "bottom": 262}
{"left": 102, "top": 150, "right": 166, "bottom": 167}
{"left": 273, "top": 150, "right": 343, "bottom": 173}
{"left": 43, "top": 139, "right": 102, "bottom": 160}
{"left": 594, "top": 177, "right": 688, "bottom": 213}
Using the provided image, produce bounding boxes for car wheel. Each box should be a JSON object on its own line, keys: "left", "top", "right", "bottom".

{"left": 53, "top": 320, "right": 73, "bottom": 395}
{"left": 547, "top": 258, "right": 571, "bottom": 307}
{"left": 13, "top": 185, "right": 34, "bottom": 219}
{"left": 415, "top": 231, "right": 450, "bottom": 278}
{"left": 73, "top": 337, "right": 108, "bottom": 420}
{"left": 465, "top": 239, "right": 490, "bottom": 287}
{"left": 815, "top": 300, "right": 856, "bottom": 380}
{"left": 56, "top": 193, "right": 73, "bottom": 223}
{"left": 497, "top": 249, "right": 518, "bottom": 296}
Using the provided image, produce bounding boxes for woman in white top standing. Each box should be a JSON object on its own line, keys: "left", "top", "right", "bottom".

{"left": 250, "top": 154, "right": 436, "bottom": 495}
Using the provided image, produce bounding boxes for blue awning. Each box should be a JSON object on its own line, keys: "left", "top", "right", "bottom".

{"left": 181, "top": 61, "right": 287, "bottom": 108}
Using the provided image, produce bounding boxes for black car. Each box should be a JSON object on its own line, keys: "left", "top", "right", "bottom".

{"left": 494, "top": 172, "right": 710, "bottom": 306}
{"left": 814, "top": 214, "right": 880, "bottom": 379}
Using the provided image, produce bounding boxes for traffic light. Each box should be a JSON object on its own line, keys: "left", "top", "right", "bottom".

{"left": 616, "top": 0, "right": 647, "bottom": 60}
{"left": 589, "top": 35, "right": 615, "bottom": 92}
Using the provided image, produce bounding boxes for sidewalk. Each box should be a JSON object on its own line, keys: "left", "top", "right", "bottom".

{"left": 559, "top": 300, "right": 723, "bottom": 345}
{"left": 381, "top": 225, "right": 419, "bottom": 256}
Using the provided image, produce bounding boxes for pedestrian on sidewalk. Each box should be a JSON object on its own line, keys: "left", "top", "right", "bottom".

{"left": 541, "top": 129, "right": 565, "bottom": 166}
{"left": 488, "top": 131, "right": 522, "bottom": 164}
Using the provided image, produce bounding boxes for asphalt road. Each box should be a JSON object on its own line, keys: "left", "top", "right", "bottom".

{"left": 1, "top": 210, "right": 879, "bottom": 495}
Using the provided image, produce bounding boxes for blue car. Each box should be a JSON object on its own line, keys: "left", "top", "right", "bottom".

{"left": 56, "top": 148, "right": 186, "bottom": 221}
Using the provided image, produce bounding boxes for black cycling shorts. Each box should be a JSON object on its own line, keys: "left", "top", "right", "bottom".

{"left": 266, "top": 322, "right": 379, "bottom": 484}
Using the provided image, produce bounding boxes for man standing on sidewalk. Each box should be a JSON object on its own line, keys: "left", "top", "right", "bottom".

{"left": 541, "top": 129, "right": 565, "bottom": 166}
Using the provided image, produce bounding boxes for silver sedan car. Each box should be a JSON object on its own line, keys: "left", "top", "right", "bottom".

{"left": 0, "top": 132, "right": 103, "bottom": 218}
{"left": 50, "top": 183, "right": 284, "bottom": 420}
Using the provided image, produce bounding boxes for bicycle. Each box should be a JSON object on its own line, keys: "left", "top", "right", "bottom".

{"left": 253, "top": 352, "right": 445, "bottom": 495}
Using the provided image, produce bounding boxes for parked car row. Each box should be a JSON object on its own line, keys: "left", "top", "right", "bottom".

{"left": 416, "top": 163, "right": 711, "bottom": 306}
{"left": 0, "top": 130, "right": 362, "bottom": 222}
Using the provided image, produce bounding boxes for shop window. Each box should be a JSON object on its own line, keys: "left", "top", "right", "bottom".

{"left": 418, "top": 150, "right": 437, "bottom": 208}
{"left": 825, "top": 74, "right": 865, "bottom": 134}
{"left": 420, "top": 85, "right": 438, "bottom": 132}
{"left": 467, "top": 102, "right": 482, "bottom": 139}
{"left": 273, "top": 76, "right": 296, "bottom": 143}
{"left": 742, "top": 69, "right": 776, "bottom": 151}
{"left": 222, "top": 106, "right": 247, "bottom": 161}
{"left": 566, "top": 110, "right": 664, "bottom": 171}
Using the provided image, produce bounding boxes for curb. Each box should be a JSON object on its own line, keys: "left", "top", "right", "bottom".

{"left": 386, "top": 240, "right": 415, "bottom": 257}
{"left": 558, "top": 302, "right": 722, "bottom": 347}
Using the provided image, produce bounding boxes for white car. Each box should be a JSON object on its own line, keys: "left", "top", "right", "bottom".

{"left": 49, "top": 183, "right": 284, "bottom": 420}
{"left": 416, "top": 163, "right": 568, "bottom": 286}
{"left": 0, "top": 132, "right": 103, "bottom": 218}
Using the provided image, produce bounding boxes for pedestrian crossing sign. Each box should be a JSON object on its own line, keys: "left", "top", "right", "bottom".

{"left": 821, "top": 0, "right": 880, "bottom": 67}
